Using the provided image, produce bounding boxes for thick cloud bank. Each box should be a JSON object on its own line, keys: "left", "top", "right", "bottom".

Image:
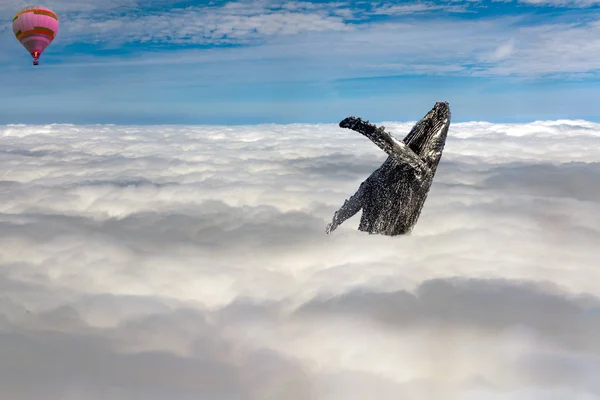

{"left": 1, "top": 120, "right": 599, "bottom": 399}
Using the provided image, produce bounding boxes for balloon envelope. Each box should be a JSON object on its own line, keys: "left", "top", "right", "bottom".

{"left": 12, "top": 5, "right": 59, "bottom": 65}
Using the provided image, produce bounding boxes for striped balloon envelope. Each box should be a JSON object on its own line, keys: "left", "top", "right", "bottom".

{"left": 12, "top": 5, "right": 59, "bottom": 66}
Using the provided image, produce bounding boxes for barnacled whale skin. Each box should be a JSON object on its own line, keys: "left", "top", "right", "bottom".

{"left": 326, "top": 101, "right": 451, "bottom": 236}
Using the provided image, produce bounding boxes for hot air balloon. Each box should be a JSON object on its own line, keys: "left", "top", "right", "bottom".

{"left": 12, "top": 5, "right": 59, "bottom": 66}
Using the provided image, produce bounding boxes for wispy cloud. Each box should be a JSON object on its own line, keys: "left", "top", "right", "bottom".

{"left": 46, "top": 1, "right": 354, "bottom": 45}
{"left": 517, "top": 0, "right": 600, "bottom": 7}
{"left": 368, "top": 1, "right": 471, "bottom": 15}
{"left": 488, "top": 38, "right": 515, "bottom": 61}
{"left": 2, "top": 0, "right": 600, "bottom": 78}
{"left": 477, "top": 20, "right": 600, "bottom": 76}
{"left": 16, "top": 8, "right": 600, "bottom": 79}
{"left": 0, "top": 0, "right": 137, "bottom": 17}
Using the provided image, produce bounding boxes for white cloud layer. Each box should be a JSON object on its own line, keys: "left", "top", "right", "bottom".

{"left": 1, "top": 119, "right": 600, "bottom": 398}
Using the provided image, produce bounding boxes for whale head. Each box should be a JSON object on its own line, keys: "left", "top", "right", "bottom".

{"left": 402, "top": 101, "right": 451, "bottom": 171}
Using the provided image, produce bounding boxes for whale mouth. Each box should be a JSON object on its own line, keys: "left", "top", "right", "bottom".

{"left": 403, "top": 102, "right": 451, "bottom": 157}
{"left": 432, "top": 101, "right": 451, "bottom": 119}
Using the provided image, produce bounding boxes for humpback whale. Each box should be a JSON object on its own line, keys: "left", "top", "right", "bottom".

{"left": 326, "top": 101, "right": 451, "bottom": 236}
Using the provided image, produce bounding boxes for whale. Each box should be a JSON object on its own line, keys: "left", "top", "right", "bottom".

{"left": 326, "top": 101, "right": 451, "bottom": 236}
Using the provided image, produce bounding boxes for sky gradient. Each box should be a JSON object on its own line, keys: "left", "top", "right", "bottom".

{"left": 1, "top": 0, "right": 600, "bottom": 124}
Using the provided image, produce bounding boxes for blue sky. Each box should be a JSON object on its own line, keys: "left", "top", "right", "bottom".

{"left": 1, "top": 0, "right": 600, "bottom": 124}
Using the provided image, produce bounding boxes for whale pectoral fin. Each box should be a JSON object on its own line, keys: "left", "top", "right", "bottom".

{"left": 389, "top": 139, "right": 432, "bottom": 179}
{"left": 339, "top": 116, "right": 431, "bottom": 176}
{"left": 326, "top": 180, "right": 368, "bottom": 234}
